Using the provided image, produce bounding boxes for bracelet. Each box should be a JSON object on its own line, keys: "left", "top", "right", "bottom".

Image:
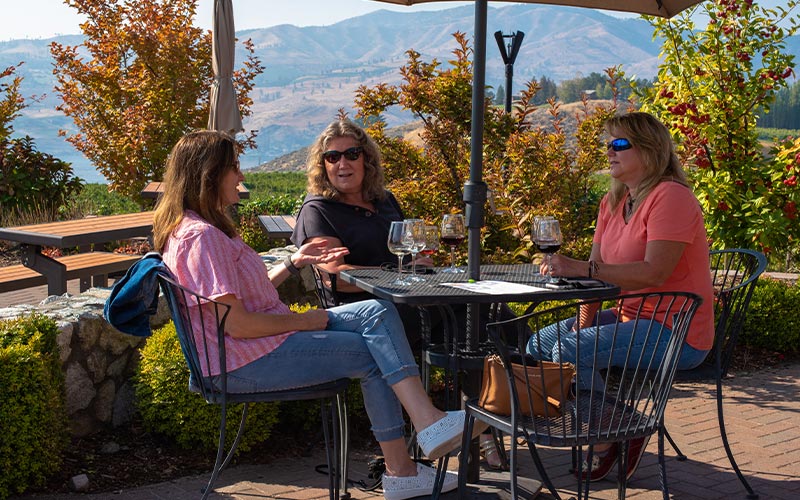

{"left": 283, "top": 255, "right": 302, "bottom": 276}
{"left": 588, "top": 260, "right": 599, "bottom": 278}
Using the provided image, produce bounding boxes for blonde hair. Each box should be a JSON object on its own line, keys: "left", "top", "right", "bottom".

{"left": 153, "top": 130, "right": 239, "bottom": 252}
{"left": 605, "top": 112, "right": 689, "bottom": 212}
{"left": 306, "top": 119, "right": 386, "bottom": 201}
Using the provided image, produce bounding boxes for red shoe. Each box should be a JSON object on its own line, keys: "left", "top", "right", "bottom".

{"left": 575, "top": 443, "right": 619, "bottom": 482}
{"left": 625, "top": 435, "right": 651, "bottom": 480}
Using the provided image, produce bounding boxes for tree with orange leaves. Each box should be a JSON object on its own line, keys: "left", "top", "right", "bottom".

{"left": 51, "top": 0, "right": 263, "bottom": 198}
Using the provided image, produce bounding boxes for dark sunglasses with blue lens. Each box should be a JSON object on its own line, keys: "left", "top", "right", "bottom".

{"left": 322, "top": 146, "right": 363, "bottom": 164}
{"left": 607, "top": 138, "right": 633, "bottom": 152}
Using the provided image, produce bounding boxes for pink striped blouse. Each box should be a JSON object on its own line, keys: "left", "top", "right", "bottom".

{"left": 162, "top": 210, "right": 294, "bottom": 376}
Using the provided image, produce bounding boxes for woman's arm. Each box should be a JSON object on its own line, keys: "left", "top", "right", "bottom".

{"left": 268, "top": 239, "right": 349, "bottom": 287}
{"left": 214, "top": 293, "right": 330, "bottom": 338}
{"left": 546, "top": 240, "right": 687, "bottom": 291}
{"left": 303, "top": 235, "right": 369, "bottom": 293}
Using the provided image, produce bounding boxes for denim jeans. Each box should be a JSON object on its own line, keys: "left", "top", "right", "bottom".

{"left": 221, "top": 299, "right": 420, "bottom": 442}
{"left": 527, "top": 309, "right": 709, "bottom": 390}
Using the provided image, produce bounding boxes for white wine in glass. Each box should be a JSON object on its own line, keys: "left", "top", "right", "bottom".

{"left": 440, "top": 214, "right": 466, "bottom": 274}
{"left": 387, "top": 221, "right": 412, "bottom": 286}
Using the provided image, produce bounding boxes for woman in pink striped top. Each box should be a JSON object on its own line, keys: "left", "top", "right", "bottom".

{"left": 152, "top": 130, "right": 481, "bottom": 500}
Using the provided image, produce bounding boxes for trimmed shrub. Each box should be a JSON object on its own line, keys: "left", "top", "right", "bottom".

{"left": 0, "top": 314, "right": 68, "bottom": 499}
{"left": 741, "top": 278, "right": 800, "bottom": 354}
{"left": 135, "top": 322, "right": 281, "bottom": 452}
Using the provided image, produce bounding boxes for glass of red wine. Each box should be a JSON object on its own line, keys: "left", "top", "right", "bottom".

{"left": 534, "top": 217, "right": 562, "bottom": 283}
{"left": 440, "top": 214, "right": 466, "bottom": 274}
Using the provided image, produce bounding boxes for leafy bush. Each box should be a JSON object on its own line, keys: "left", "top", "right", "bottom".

{"left": 71, "top": 183, "right": 142, "bottom": 216}
{"left": 0, "top": 314, "right": 68, "bottom": 499}
{"left": 741, "top": 278, "right": 800, "bottom": 353}
{"left": 0, "top": 136, "right": 83, "bottom": 221}
{"left": 236, "top": 195, "right": 303, "bottom": 252}
{"left": 135, "top": 322, "right": 281, "bottom": 452}
{"left": 243, "top": 171, "right": 307, "bottom": 199}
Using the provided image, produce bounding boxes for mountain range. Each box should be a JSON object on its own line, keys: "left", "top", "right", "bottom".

{"left": 1, "top": 3, "right": 798, "bottom": 182}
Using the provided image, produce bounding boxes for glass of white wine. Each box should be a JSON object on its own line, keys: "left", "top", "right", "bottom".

{"left": 387, "top": 221, "right": 412, "bottom": 286}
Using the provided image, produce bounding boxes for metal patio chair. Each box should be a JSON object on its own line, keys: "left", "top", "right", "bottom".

{"left": 435, "top": 291, "right": 702, "bottom": 500}
{"left": 663, "top": 248, "right": 766, "bottom": 499}
{"left": 157, "top": 273, "right": 350, "bottom": 500}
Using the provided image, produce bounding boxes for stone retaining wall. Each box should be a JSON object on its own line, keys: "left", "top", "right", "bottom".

{"left": 0, "top": 247, "right": 317, "bottom": 437}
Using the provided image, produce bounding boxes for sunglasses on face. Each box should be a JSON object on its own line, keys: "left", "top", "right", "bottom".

{"left": 322, "top": 146, "right": 363, "bottom": 164}
{"left": 607, "top": 138, "right": 633, "bottom": 152}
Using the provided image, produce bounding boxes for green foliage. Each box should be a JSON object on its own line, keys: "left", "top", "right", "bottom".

{"left": 235, "top": 195, "right": 303, "bottom": 252}
{"left": 71, "top": 183, "right": 142, "bottom": 216}
{"left": 0, "top": 63, "right": 25, "bottom": 142}
{"left": 354, "top": 33, "right": 623, "bottom": 264}
{"left": 741, "top": 278, "right": 800, "bottom": 353}
{"left": 757, "top": 80, "right": 800, "bottom": 129}
{"left": 243, "top": 171, "right": 308, "bottom": 199}
{"left": 0, "top": 314, "right": 68, "bottom": 499}
{"left": 639, "top": 0, "right": 800, "bottom": 255}
{"left": 135, "top": 322, "right": 280, "bottom": 452}
{"left": 757, "top": 127, "right": 800, "bottom": 142}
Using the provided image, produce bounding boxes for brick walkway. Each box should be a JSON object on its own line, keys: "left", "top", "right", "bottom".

{"left": 14, "top": 361, "right": 799, "bottom": 500}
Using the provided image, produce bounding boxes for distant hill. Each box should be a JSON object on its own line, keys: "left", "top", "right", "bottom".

{"left": 1, "top": 4, "right": 798, "bottom": 182}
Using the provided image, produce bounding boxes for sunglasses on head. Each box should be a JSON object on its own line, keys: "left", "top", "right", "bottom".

{"left": 322, "top": 146, "right": 363, "bottom": 164}
{"left": 607, "top": 138, "right": 633, "bottom": 152}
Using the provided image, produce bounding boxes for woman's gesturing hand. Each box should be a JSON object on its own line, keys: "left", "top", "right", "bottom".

{"left": 294, "top": 240, "right": 350, "bottom": 267}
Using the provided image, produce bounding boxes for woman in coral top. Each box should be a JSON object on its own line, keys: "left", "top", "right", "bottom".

{"left": 527, "top": 112, "right": 714, "bottom": 482}
{"left": 152, "top": 130, "right": 486, "bottom": 500}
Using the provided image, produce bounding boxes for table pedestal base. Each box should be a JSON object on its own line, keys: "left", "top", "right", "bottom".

{"left": 440, "top": 473, "right": 543, "bottom": 499}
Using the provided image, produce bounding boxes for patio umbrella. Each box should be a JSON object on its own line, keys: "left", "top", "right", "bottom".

{"left": 208, "top": 0, "right": 243, "bottom": 133}
{"left": 371, "top": 0, "right": 703, "bottom": 279}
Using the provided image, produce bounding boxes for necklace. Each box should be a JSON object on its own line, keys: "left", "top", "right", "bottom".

{"left": 623, "top": 192, "right": 635, "bottom": 223}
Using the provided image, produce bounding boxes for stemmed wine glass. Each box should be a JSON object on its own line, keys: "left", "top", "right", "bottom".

{"left": 421, "top": 225, "right": 440, "bottom": 260}
{"left": 440, "top": 213, "right": 466, "bottom": 274}
{"left": 533, "top": 217, "right": 562, "bottom": 283}
{"left": 404, "top": 218, "right": 426, "bottom": 282}
{"left": 387, "top": 221, "right": 412, "bottom": 286}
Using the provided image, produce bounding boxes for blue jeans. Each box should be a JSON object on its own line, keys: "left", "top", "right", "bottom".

{"left": 527, "top": 310, "right": 709, "bottom": 390}
{"left": 221, "top": 299, "right": 420, "bottom": 443}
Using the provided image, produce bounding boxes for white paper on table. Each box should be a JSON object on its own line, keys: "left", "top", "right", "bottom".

{"left": 440, "top": 280, "right": 548, "bottom": 295}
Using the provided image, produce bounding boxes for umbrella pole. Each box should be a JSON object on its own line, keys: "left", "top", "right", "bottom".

{"left": 465, "top": 0, "right": 488, "bottom": 282}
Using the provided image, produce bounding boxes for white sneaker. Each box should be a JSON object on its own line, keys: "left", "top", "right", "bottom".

{"left": 382, "top": 462, "right": 458, "bottom": 500}
{"left": 416, "top": 410, "right": 490, "bottom": 460}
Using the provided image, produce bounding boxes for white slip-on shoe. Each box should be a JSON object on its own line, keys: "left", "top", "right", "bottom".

{"left": 416, "top": 410, "right": 465, "bottom": 460}
{"left": 382, "top": 462, "right": 458, "bottom": 500}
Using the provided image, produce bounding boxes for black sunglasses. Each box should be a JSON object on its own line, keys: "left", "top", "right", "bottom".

{"left": 322, "top": 146, "right": 363, "bottom": 164}
{"left": 607, "top": 138, "right": 633, "bottom": 152}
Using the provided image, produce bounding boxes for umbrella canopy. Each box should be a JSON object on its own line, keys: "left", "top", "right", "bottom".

{"left": 208, "top": 0, "right": 243, "bottom": 133}
{"left": 371, "top": 0, "right": 703, "bottom": 279}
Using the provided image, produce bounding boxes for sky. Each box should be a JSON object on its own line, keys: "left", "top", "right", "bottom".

{"left": 1, "top": 0, "right": 479, "bottom": 41}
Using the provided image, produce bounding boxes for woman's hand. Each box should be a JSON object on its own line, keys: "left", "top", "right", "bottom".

{"left": 293, "top": 240, "right": 350, "bottom": 267}
{"left": 541, "top": 254, "right": 584, "bottom": 278}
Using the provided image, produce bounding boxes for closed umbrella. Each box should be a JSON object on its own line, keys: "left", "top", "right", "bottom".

{"left": 208, "top": 0, "right": 243, "bottom": 133}
{"left": 372, "top": 0, "right": 703, "bottom": 279}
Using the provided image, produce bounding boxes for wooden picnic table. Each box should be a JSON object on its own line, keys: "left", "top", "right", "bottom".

{"left": 0, "top": 211, "right": 154, "bottom": 295}
{"left": 140, "top": 181, "right": 250, "bottom": 200}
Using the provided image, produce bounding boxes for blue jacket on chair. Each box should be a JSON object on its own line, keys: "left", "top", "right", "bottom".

{"left": 103, "top": 252, "right": 171, "bottom": 337}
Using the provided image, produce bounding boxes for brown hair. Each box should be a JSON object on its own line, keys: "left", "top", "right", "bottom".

{"left": 153, "top": 130, "right": 239, "bottom": 252}
{"left": 306, "top": 119, "right": 386, "bottom": 202}
{"left": 605, "top": 112, "right": 689, "bottom": 212}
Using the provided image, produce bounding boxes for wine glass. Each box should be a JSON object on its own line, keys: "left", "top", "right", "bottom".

{"left": 387, "top": 221, "right": 412, "bottom": 286}
{"left": 404, "top": 218, "right": 426, "bottom": 282}
{"left": 421, "top": 225, "right": 440, "bottom": 260}
{"left": 440, "top": 213, "right": 466, "bottom": 274}
{"left": 534, "top": 217, "right": 562, "bottom": 283}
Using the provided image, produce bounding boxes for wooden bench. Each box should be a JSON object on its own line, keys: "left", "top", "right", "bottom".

{"left": 0, "top": 252, "right": 140, "bottom": 294}
{"left": 257, "top": 215, "right": 296, "bottom": 240}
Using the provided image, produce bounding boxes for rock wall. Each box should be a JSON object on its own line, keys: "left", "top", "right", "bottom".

{"left": 0, "top": 247, "right": 318, "bottom": 437}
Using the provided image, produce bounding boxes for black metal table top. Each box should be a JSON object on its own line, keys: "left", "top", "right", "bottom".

{"left": 339, "top": 263, "right": 620, "bottom": 306}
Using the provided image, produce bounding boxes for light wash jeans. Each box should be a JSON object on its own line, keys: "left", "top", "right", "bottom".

{"left": 220, "top": 299, "right": 419, "bottom": 443}
{"left": 527, "top": 310, "right": 709, "bottom": 390}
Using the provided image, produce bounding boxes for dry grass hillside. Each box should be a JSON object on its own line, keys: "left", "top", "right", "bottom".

{"left": 251, "top": 99, "right": 615, "bottom": 173}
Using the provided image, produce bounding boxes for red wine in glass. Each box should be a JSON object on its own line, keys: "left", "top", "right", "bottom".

{"left": 419, "top": 248, "right": 436, "bottom": 257}
{"left": 536, "top": 243, "right": 561, "bottom": 254}
{"left": 440, "top": 235, "right": 465, "bottom": 247}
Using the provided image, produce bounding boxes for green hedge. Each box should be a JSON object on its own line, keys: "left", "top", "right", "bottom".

{"left": 0, "top": 314, "right": 68, "bottom": 499}
{"left": 742, "top": 278, "right": 800, "bottom": 353}
{"left": 135, "top": 322, "right": 281, "bottom": 452}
